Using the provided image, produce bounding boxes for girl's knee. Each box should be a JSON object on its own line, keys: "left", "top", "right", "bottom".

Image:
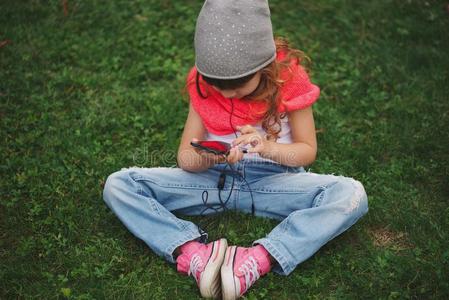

{"left": 348, "top": 178, "right": 368, "bottom": 215}
{"left": 333, "top": 177, "right": 368, "bottom": 217}
{"left": 102, "top": 169, "right": 131, "bottom": 204}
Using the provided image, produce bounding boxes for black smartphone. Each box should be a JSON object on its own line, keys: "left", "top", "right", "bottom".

{"left": 190, "top": 140, "right": 248, "bottom": 155}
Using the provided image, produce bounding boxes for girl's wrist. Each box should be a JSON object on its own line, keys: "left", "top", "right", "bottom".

{"left": 260, "top": 140, "right": 276, "bottom": 159}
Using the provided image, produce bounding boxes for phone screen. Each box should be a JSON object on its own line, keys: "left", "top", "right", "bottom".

{"left": 191, "top": 140, "right": 248, "bottom": 155}
{"left": 197, "top": 141, "right": 231, "bottom": 153}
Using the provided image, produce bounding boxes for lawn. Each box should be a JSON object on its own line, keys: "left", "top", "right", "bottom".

{"left": 1, "top": 0, "right": 449, "bottom": 299}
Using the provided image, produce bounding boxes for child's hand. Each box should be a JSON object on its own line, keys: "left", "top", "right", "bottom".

{"left": 226, "top": 145, "right": 245, "bottom": 164}
{"left": 191, "top": 138, "right": 227, "bottom": 165}
{"left": 232, "top": 125, "right": 272, "bottom": 156}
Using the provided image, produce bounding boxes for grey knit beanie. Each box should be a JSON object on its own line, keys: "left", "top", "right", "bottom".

{"left": 194, "top": 0, "right": 276, "bottom": 80}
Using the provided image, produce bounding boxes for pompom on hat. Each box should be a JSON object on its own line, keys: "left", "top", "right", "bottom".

{"left": 194, "top": 0, "right": 276, "bottom": 80}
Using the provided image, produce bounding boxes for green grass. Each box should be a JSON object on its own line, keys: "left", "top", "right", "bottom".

{"left": 1, "top": 0, "right": 448, "bottom": 298}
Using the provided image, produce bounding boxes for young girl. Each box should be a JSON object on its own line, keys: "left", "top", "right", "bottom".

{"left": 103, "top": 1, "right": 368, "bottom": 299}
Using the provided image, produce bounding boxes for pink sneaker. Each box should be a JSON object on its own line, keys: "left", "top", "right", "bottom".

{"left": 220, "top": 245, "right": 272, "bottom": 300}
{"left": 177, "top": 238, "right": 228, "bottom": 298}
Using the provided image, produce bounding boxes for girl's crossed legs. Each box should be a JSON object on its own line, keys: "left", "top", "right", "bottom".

{"left": 102, "top": 159, "right": 368, "bottom": 296}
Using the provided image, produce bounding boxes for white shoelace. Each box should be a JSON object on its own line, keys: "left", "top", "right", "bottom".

{"left": 238, "top": 256, "right": 260, "bottom": 292}
{"left": 188, "top": 254, "right": 203, "bottom": 283}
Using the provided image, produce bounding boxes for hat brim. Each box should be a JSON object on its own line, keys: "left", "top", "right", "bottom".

{"left": 195, "top": 52, "right": 276, "bottom": 80}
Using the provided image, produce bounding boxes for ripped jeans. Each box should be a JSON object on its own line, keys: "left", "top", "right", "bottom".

{"left": 102, "top": 158, "right": 368, "bottom": 275}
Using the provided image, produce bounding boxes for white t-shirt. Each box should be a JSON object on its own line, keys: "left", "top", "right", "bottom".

{"left": 205, "top": 115, "right": 292, "bottom": 163}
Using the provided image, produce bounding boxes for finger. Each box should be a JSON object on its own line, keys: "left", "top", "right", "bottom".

{"left": 193, "top": 147, "right": 203, "bottom": 155}
{"left": 225, "top": 151, "right": 234, "bottom": 164}
{"left": 200, "top": 151, "right": 225, "bottom": 165}
{"left": 237, "top": 124, "right": 256, "bottom": 134}
{"left": 236, "top": 148, "right": 245, "bottom": 160}
{"left": 199, "top": 151, "right": 217, "bottom": 160}
{"left": 247, "top": 144, "right": 264, "bottom": 154}
{"left": 232, "top": 134, "right": 252, "bottom": 147}
{"left": 233, "top": 133, "right": 262, "bottom": 147}
{"left": 198, "top": 151, "right": 210, "bottom": 159}
{"left": 194, "top": 147, "right": 209, "bottom": 155}
{"left": 248, "top": 134, "right": 262, "bottom": 147}
{"left": 215, "top": 154, "right": 227, "bottom": 164}
{"left": 226, "top": 147, "right": 237, "bottom": 163}
{"left": 231, "top": 146, "right": 245, "bottom": 163}
{"left": 231, "top": 135, "right": 248, "bottom": 147}
{"left": 226, "top": 147, "right": 239, "bottom": 164}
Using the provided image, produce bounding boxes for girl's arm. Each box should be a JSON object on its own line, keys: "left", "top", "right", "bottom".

{"left": 177, "top": 102, "right": 225, "bottom": 172}
{"left": 233, "top": 106, "right": 317, "bottom": 167}
{"left": 264, "top": 106, "right": 317, "bottom": 167}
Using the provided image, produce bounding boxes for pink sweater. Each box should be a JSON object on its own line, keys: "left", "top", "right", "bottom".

{"left": 187, "top": 50, "right": 320, "bottom": 136}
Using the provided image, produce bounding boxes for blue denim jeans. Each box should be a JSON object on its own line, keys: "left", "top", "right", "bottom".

{"left": 102, "top": 158, "right": 368, "bottom": 275}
